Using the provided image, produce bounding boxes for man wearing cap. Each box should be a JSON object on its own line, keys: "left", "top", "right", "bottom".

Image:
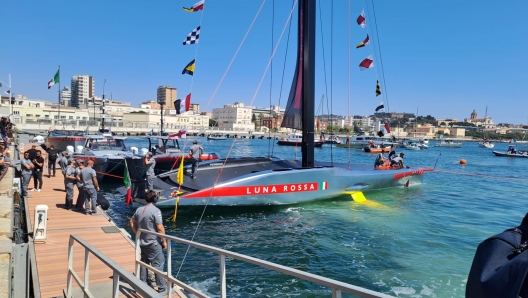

{"left": 73, "top": 159, "right": 86, "bottom": 210}
{"left": 21, "top": 151, "right": 34, "bottom": 197}
{"left": 143, "top": 152, "right": 156, "bottom": 190}
{"left": 390, "top": 152, "right": 405, "bottom": 168}
{"left": 64, "top": 159, "right": 77, "bottom": 209}
{"left": 189, "top": 140, "right": 203, "bottom": 179}
{"left": 81, "top": 160, "right": 100, "bottom": 215}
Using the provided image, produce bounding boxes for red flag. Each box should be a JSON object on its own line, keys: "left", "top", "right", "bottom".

{"left": 356, "top": 9, "right": 366, "bottom": 28}
{"left": 124, "top": 162, "right": 132, "bottom": 205}
{"left": 404, "top": 180, "right": 410, "bottom": 188}
{"left": 168, "top": 127, "right": 187, "bottom": 139}
{"left": 359, "top": 56, "right": 374, "bottom": 70}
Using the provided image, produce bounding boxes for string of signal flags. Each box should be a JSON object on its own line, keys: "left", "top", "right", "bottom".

{"left": 177, "top": 0, "right": 204, "bottom": 114}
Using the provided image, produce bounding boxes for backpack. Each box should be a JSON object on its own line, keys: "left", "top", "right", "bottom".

{"left": 466, "top": 225, "right": 528, "bottom": 297}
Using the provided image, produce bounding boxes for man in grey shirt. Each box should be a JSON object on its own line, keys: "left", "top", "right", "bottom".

{"left": 129, "top": 190, "right": 168, "bottom": 294}
{"left": 21, "top": 151, "right": 34, "bottom": 197}
{"left": 143, "top": 152, "right": 156, "bottom": 190}
{"left": 188, "top": 140, "right": 203, "bottom": 179}
{"left": 80, "top": 160, "right": 100, "bottom": 215}
{"left": 64, "top": 159, "right": 77, "bottom": 210}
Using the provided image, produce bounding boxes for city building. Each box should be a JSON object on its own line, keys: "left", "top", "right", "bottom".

{"left": 190, "top": 103, "right": 200, "bottom": 114}
{"left": 212, "top": 102, "right": 255, "bottom": 131}
{"left": 157, "top": 86, "right": 177, "bottom": 110}
{"left": 464, "top": 109, "right": 495, "bottom": 128}
{"left": 60, "top": 86, "right": 71, "bottom": 106}
{"left": 71, "top": 75, "right": 94, "bottom": 108}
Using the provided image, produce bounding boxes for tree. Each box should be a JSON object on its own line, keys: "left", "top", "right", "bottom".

{"left": 440, "top": 122, "right": 446, "bottom": 126}
{"left": 209, "top": 119, "right": 218, "bottom": 127}
{"left": 251, "top": 113, "right": 257, "bottom": 123}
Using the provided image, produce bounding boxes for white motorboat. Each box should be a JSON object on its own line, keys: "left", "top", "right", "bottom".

{"left": 405, "top": 142, "right": 421, "bottom": 150}
{"left": 434, "top": 140, "right": 463, "bottom": 148}
{"left": 207, "top": 134, "right": 227, "bottom": 140}
{"left": 478, "top": 141, "right": 495, "bottom": 148}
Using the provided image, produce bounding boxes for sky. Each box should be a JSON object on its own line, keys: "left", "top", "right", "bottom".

{"left": 1, "top": 0, "right": 527, "bottom": 124}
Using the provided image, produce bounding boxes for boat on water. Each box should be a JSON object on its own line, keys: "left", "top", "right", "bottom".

{"left": 417, "top": 139, "right": 429, "bottom": 149}
{"left": 277, "top": 133, "right": 324, "bottom": 147}
{"left": 434, "top": 140, "right": 463, "bottom": 148}
{"left": 207, "top": 133, "right": 227, "bottom": 140}
{"left": 73, "top": 135, "right": 132, "bottom": 180}
{"left": 127, "top": 135, "right": 220, "bottom": 176}
{"left": 321, "top": 133, "right": 342, "bottom": 144}
{"left": 45, "top": 130, "right": 86, "bottom": 151}
{"left": 123, "top": 0, "right": 431, "bottom": 207}
{"left": 478, "top": 140, "right": 495, "bottom": 149}
{"left": 405, "top": 142, "right": 421, "bottom": 150}
{"left": 493, "top": 143, "right": 528, "bottom": 158}
{"left": 337, "top": 133, "right": 396, "bottom": 148}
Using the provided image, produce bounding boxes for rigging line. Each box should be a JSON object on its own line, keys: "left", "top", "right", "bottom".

{"left": 330, "top": 0, "right": 334, "bottom": 163}
{"left": 318, "top": 0, "right": 333, "bottom": 166}
{"left": 176, "top": 138, "right": 238, "bottom": 278}
{"left": 370, "top": 0, "right": 390, "bottom": 114}
{"left": 188, "top": 7, "right": 206, "bottom": 100}
{"left": 268, "top": 0, "right": 275, "bottom": 158}
{"left": 347, "top": 0, "right": 351, "bottom": 169}
{"left": 271, "top": 0, "right": 295, "bottom": 157}
{"left": 249, "top": 1, "right": 298, "bottom": 107}
{"left": 204, "top": 0, "right": 267, "bottom": 112}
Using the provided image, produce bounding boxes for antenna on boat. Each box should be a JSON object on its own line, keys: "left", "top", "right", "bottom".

{"left": 100, "top": 79, "right": 107, "bottom": 134}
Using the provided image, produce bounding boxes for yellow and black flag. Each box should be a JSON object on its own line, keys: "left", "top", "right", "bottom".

{"left": 375, "top": 80, "right": 381, "bottom": 96}
{"left": 182, "top": 59, "right": 195, "bottom": 76}
{"left": 356, "top": 34, "right": 370, "bottom": 48}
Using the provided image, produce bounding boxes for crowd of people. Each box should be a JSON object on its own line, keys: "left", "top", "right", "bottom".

{"left": 374, "top": 145, "right": 407, "bottom": 169}
{"left": 19, "top": 145, "right": 103, "bottom": 215}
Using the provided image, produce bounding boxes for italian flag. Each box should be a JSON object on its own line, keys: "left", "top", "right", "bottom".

{"left": 48, "top": 69, "right": 60, "bottom": 89}
{"left": 320, "top": 182, "right": 328, "bottom": 190}
{"left": 124, "top": 162, "right": 132, "bottom": 205}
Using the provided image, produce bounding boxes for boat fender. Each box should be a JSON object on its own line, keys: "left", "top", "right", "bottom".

{"left": 96, "top": 194, "right": 110, "bottom": 210}
{"left": 466, "top": 225, "right": 528, "bottom": 297}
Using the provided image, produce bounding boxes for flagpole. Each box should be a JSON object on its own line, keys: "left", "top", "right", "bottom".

{"left": 58, "top": 66, "right": 61, "bottom": 125}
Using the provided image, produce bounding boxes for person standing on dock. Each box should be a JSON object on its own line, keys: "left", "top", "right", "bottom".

{"left": 31, "top": 150, "right": 44, "bottom": 192}
{"left": 64, "top": 159, "right": 77, "bottom": 210}
{"left": 81, "top": 160, "right": 100, "bottom": 215}
{"left": 27, "top": 144, "right": 38, "bottom": 160}
{"left": 58, "top": 152, "right": 68, "bottom": 177}
{"left": 189, "top": 140, "right": 203, "bottom": 179}
{"left": 129, "top": 190, "right": 168, "bottom": 295}
{"left": 144, "top": 152, "right": 156, "bottom": 190}
{"left": 46, "top": 144, "right": 59, "bottom": 178}
{"left": 73, "top": 160, "right": 85, "bottom": 211}
{"left": 21, "top": 151, "right": 34, "bottom": 198}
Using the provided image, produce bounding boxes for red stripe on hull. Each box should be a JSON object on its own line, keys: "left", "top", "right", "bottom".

{"left": 393, "top": 169, "right": 425, "bottom": 180}
{"left": 181, "top": 182, "right": 321, "bottom": 199}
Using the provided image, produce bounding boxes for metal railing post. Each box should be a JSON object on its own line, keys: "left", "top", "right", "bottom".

{"left": 112, "top": 270, "right": 120, "bottom": 298}
{"left": 135, "top": 231, "right": 141, "bottom": 278}
{"left": 84, "top": 248, "right": 90, "bottom": 294}
{"left": 66, "top": 237, "right": 74, "bottom": 298}
{"left": 219, "top": 254, "right": 226, "bottom": 298}
{"left": 167, "top": 239, "right": 173, "bottom": 298}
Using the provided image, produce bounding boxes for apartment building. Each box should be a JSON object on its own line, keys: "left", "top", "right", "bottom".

{"left": 71, "top": 75, "right": 94, "bottom": 108}
{"left": 157, "top": 86, "right": 177, "bottom": 109}
{"left": 212, "top": 102, "right": 255, "bottom": 131}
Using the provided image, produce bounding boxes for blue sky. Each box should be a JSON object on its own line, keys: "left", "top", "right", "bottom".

{"left": 1, "top": 1, "right": 527, "bottom": 124}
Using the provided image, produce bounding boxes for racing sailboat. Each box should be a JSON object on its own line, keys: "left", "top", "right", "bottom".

{"left": 126, "top": 0, "right": 431, "bottom": 207}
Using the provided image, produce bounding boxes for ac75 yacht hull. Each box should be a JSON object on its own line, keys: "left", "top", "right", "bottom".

{"left": 126, "top": 158, "right": 430, "bottom": 207}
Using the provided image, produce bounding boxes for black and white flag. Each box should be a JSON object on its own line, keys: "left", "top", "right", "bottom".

{"left": 183, "top": 26, "right": 200, "bottom": 45}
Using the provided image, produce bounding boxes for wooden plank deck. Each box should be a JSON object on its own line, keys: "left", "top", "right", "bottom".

{"left": 21, "top": 144, "right": 182, "bottom": 298}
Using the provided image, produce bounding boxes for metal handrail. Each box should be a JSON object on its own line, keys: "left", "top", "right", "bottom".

{"left": 136, "top": 229, "right": 394, "bottom": 298}
{"left": 66, "top": 234, "right": 161, "bottom": 298}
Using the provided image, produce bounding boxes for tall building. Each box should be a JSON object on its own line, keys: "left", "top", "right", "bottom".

{"left": 59, "top": 86, "right": 71, "bottom": 107}
{"left": 212, "top": 102, "right": 255, "bottom": 131}
{"left": 157, "top": 86, "right": 177, "bottom": 110}
{"left": 71, "top": 75, "right": 94, "bottom": 108}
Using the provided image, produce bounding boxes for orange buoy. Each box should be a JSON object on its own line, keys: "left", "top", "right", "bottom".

{"left": 460, "top": 159, "right": 466, "bottom": 164}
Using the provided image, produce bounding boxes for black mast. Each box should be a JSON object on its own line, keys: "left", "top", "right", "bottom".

{"left": 301, "top": 0, "right": 315, "bottom": 167}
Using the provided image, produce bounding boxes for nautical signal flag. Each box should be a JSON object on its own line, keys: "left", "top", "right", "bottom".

{"left": 48, "top": 68, "right": 60, "bottom": 89}
{"left": 375, "top": 102, "right": 384, "bottom": 112}
{"left": 376, "top": 80, "right": 381, "bottom": 96}
{"left": 355, "top": 34, "right": 370, "bottom": 48}
{"left": 359, "top": 56, "right": 374, "bottom": 70}
{"left": 377, "top": 123, "right": 391, "bottom": 137}
{"left": 183, "top": 0, "right": 204, "bottom": 12}
{"left": 169, "top": 127, "right": 187, "bottom": 139}
{"left": 356, "top": 9, "right": 366, "bottom": 28}
{"left": 182, "top": 59, "right": 195, "bottom": 76}
{"left": 183, "top": 26, "right": 200, "bottom": 45}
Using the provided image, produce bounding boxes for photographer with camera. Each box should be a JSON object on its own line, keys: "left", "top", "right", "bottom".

{"left": 129, "top": 190, "right": 169, "bottom": 295}
{"left": 31, "top": 150, "right": 44, "bottom": 192}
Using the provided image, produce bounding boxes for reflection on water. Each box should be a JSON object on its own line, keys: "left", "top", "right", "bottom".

{"left": 101, "top": 139, "right": 528, "bottom": 297}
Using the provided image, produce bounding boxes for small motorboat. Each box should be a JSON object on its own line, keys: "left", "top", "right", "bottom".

{"left": 362, "top": 145, "right": 390, "bottom": 153}
{"left": 277, "top": 133, "right": 324, "bottom": 147}
{"left": 434, "top": 140, "right": 463, "bottom": 148}
{"left": 406, "top": 142, "right": 421, "bottom": 150}
{"left": 207, "top": 134, "right": 227, "bottom": 140}
{"left": 492, "top": 144, "right": 528, "bottom": 158}
{"left": 478, "top": 141, "right": 495, "bottom": 149}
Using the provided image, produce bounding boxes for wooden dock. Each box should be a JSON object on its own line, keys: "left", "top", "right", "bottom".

{"left": 21, "top": 144, "right": 182, "bottom": 297}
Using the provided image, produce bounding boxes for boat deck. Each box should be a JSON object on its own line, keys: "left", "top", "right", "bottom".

{"left": 22, "top": 144, "right": 183, "bottom": 297}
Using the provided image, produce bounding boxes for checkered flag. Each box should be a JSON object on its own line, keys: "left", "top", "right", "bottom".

{"left": 183, "top": 26, "right": 200, "bottom": 45}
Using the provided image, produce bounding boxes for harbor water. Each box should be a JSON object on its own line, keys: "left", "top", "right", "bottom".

{"left": 101, "top": 138, "right": 528, "bottom": 297}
